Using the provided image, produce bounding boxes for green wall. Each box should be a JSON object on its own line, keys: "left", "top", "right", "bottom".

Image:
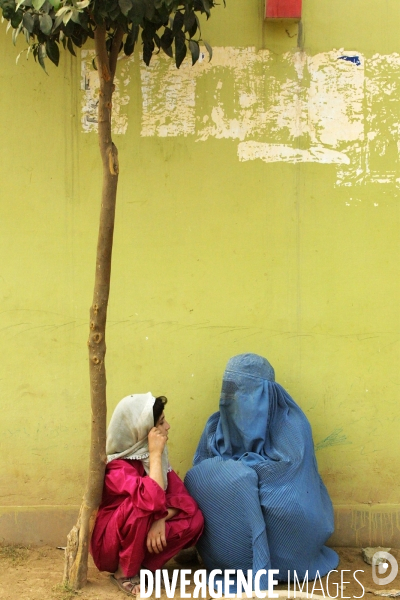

{"left": 0, "top": 0, "right": 399, "bottom": 546}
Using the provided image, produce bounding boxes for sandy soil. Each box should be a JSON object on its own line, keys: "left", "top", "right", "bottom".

{"left": 0, "top": 545, "right": 399, "bottom": 600}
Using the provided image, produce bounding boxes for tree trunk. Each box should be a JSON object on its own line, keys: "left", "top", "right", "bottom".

{"left": 63, "top": 24, "right": 124, "bottom": 590}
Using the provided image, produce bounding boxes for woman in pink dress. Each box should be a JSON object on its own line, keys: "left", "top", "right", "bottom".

{"left": 90, "top": 393, "right": 204, "bottom": 596}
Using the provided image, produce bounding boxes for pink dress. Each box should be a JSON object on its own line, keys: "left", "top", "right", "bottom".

{"left": 90, "top": 459, "right": 204, "bottom": 577}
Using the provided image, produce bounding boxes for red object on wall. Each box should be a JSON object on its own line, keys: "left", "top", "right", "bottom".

{"left": 265, "top": 0, "right": 302, "bottom": 20}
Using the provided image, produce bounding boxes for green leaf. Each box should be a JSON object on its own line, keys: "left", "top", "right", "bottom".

{"left": 144, "top": 0, "right": 154, "bottom": 19}
{"left": 78, "top": 9, "right": 89, "bottom": 30}
{"left": 53, "top": 4, "right": 70, "bottom": 30}
{"left": 10, "top": 10, "right": 23, "bottom": 28}
{"left": 172, "top": 10, "right": 184, "bottom": 33}
{"left": 184, "top": 9, "right": 195, "bottom": 32}
{"left": 203, "top": 39, "right": 212, "bottom": 62}
{"left": 62, "top": 9, "right": 72, "bottom": 25}
{"left": 160, "top": 25, "right": 173, "bottom": 53}
{"left": 123, "top": 39, "right": 134, "bottom": 56}
{"left": 188, "top": 19, "right": 197, "bottom": 38}
{"left": 143, "top": 38, "right": 154, "bottom": 66}
{"left": 67, "top": 36, "right": 76, "bottom": 56}
{"left": 189, "top": 39, "right": 199, "bottom": 66}
{"left": 128, "top": 0, "right": 146, "bottom": 25}
{"left": 194, "top": 13, "right": 201, "bottom": 34}
{"left": 118, "top": 0, "right": 132, "bottom": 16}
{"left": 70, "top": 9, "right": 80, "bottom": 23}
{"left": 48, "top": 0, "right": 61, "bottom": 9}
{"left": 162, "top": 44, "right": 173, "bottom": 58}
{"left": 174, "top": 31, "right": 186, "bottom": 68}
{"left": 41, "top": 0, "right": 51, "bottom": 13}
{"left": 39, "top": 13, "right": 52, "bottom": 35}
{"left": 72, "top": 28, "right": 86, "bottom": 47}
{"left": 124, "top": 23, "right": 138, "bottom": 55}
{"left": 12, "top": 20, "right": 23, "bottom": 45}
{"left": 125, "top": 23, "right": 139, "bottom": 55}
{"left": 38, "top": 44, "right": 48, "bottom": 73}
{"left": 22, "top": 11, "right": 34, "bottom": 33}
{"left": 32, "top": 0, "right": 46, "bottom": 9}
{"left": 202, "top": 0, "right": 211, "bottom": 18}
{"left": 52, "top": 13, "right": 64, "bottom": 30}
{"left": 109, "top": 4, "right": 120, "bottom": 19}
{"left": 153, "top": 32, "right": 161, "bottom": 49}
{"left": 46, "top": 38, "right": 59, "bottom": 65}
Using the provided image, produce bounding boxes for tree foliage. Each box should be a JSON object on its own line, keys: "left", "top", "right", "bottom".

{"left": 0, "top": 0, "right": 222, "bottom": 72}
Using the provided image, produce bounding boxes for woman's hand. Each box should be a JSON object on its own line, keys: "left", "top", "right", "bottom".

{"left": 148, "top": 426, "right": 167, "bottom": 489}
{"left": 148, "top": 427, "right": 167, "bottom": 456}
{"left": 146, "top": 518, "right": 167, "bottom": 554}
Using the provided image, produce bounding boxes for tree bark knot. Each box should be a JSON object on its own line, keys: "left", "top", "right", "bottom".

{"left": 108, "top": 143, "right": 119, "bottom": 176}
{"left": 102, "top": 64, "right": 111, "bottom": 82}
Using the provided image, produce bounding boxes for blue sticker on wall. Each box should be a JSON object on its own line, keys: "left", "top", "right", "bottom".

{"left": 338, "top": 55, "right": 361, "bottom": 66}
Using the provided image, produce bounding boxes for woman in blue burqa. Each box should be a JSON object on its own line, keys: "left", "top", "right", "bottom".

{"left": 185, "top": 353, "right": 338, "bottom": 589}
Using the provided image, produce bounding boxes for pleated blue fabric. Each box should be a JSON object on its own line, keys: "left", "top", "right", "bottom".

{"left": 184, "top": 353, "right": 338, "bottom": 589}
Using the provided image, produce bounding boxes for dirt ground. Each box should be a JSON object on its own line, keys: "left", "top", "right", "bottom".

{"left": 0, "top": 545, "right": 399, "bottom": 600}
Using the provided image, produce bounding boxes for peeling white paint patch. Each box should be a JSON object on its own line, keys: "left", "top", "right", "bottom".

{"left": 307, "top": 51, "right": 364, "bottom": 147}
{"left": 136, "top": 47, "right": 400, "bottom": 186}
{"left": 138, "top": 47, "right": 366, "bottom": 148}
{"left": 195, "top": 47, "right": 271, "bottom": 142}
{"left": 337, "top": 52, "right": 400, "bottom": 187}
{"left": 81, "top": 45, "right": 400, "bottom": 188}
{"left": 137, "top": 47, "right": 368, "bottom": 163}
{"left": 81, "top": 50, "right": 133, "bottom": 135}
{"left": 140, "top": 47, "right": 271, "bottom": 140}
{"left": 238, "top": 142, "right": 350, "bottom": 165}
{"left": 140, "top": 54, "right": 199, "bottom": 137}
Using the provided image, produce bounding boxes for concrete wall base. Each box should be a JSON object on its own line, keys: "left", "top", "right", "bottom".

{"left": 1, "top": 504, "right": 399, "bottom": 548}
{"left": 0, "top": 506, "right": 79, "bottom": 547}
{"left": 329, "top": 504, "right": 400, "bottom": 547}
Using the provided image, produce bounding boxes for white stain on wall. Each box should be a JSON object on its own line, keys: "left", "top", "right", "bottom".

{"left": 81, "top": 46, "right": 400, "bottom": 186}
{"left": 140, "top": 54, "right": 198, "bottom": 137}
{"left": 339, "top": 53, "right": 400, "bottom": 187}
{"left": 195, "top": 47, "right": 271, "bottom": 142}
{"left": 237, "top": 142, "right": 350, "bottom": 165}
{"left": 137, "top": 47, "right": 365, "bottom": 150}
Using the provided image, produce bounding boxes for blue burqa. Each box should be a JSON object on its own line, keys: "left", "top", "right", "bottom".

{"left": 184, "top": 354, "right": 338, "bottom": 588}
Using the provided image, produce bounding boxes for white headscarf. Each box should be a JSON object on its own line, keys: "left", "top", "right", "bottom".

{"left": 106, "top": 392, "right": 170, "bottom": 490}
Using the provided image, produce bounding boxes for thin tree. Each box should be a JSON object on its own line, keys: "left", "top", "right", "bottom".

{"left": 0, "top": 0, "right": 223, "bottom": 589}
